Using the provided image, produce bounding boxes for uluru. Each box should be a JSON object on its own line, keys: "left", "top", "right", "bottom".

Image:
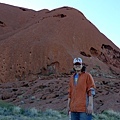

{"left": 0, "top": 3, "right": 120, "bottom": 113}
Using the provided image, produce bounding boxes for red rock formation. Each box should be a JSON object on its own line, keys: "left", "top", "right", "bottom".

{"left": 0, "top": 3, "right": 120, "bottom": 82}
{"left": 0, "top": 76, "right": 119, "bottom": 113}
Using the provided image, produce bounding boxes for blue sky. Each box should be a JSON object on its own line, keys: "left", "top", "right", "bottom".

{"left": 0, "top": 0, "right": 120, "bottom": 48}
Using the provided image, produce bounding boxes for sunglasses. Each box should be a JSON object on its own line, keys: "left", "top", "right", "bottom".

{"left": 74, "top": 62, "right": 82, "bottom": 65}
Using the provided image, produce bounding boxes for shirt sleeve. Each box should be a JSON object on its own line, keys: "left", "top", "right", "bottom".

{"left": 86, "top": 73, "right": 96, "bottom": 96}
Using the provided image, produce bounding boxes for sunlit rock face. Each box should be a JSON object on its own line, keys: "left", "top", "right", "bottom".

{"left": 0, "top": 3, "right": 120, "bottom": 82}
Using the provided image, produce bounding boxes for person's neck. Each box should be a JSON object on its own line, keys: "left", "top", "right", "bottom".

{"left": 76, "top": 71, "right": 81, "bottom": 74}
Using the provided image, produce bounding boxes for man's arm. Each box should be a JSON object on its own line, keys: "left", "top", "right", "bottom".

{"left": 87, "top": 95, "right": 93, "bottom": 114}
{"left": 86, "top": 74, "right": 96, "bottom": 114}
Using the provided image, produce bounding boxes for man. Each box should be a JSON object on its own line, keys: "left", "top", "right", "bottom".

{"left": 68, "top": 57, "right": 96, "bottom": 120}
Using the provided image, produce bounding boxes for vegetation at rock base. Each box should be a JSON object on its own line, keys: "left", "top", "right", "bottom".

{"left": 93, "top": 110, "right": 120, "bottom": 120}
{"left": 0, "top": 100, "right": 119, "bottom": 120}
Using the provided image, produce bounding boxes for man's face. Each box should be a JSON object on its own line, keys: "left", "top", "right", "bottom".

{"left": 73, "top": 62, "right": 82, "bottom": 71}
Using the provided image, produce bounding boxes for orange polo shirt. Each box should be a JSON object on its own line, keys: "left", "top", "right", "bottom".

{"left": 68, "top": 72, "right": 95, "bottom": 112}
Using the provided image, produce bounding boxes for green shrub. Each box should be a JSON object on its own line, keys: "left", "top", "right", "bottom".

{"left": 44, "top": 109, "right": 61, "bottom": 118}
{"left": 93, "top": 110, "right": 120, "bottom": 120}
{"left": 0, "top": 100, "right": 119, "bottom": 120}
{"left": 0, "top": 100, "right": 14, "bottom": 109}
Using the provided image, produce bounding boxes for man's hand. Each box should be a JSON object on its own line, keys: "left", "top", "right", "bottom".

{"left": 67, "top": 106, "right": 70, "bottom": 115}
{"left": 87, "top": 104, "right": 93, "bottom": 114}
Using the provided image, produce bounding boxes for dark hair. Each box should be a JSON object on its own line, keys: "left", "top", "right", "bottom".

{"left": 81, "top": 66, "right": 86, "bottom": 72}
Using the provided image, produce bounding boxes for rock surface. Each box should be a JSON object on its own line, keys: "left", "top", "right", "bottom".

{"left": 0, "top": 3, "right": 120, "bottom": 82}
{"left": 0, "top": 75, "right": 120, "bottom": 113}
{"left": 0, "top": 3, "right": 120, "bottom": 113}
